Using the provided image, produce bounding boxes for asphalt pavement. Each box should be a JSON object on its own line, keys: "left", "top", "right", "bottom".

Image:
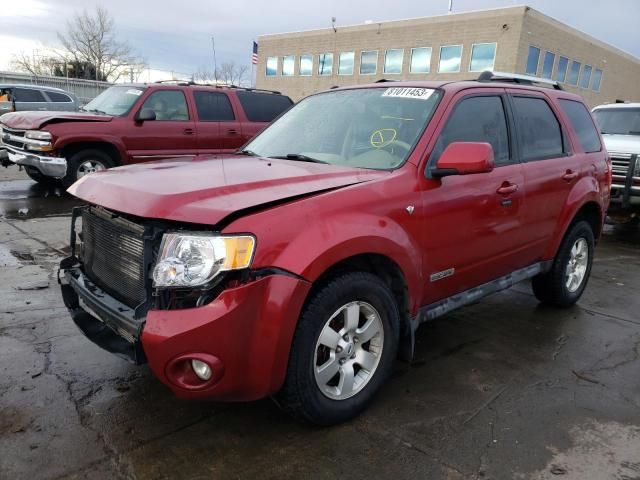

{"left": 1, "top": 164, "right": 639, "bottom": 480}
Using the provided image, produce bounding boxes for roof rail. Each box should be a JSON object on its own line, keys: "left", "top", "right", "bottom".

{"left": 154, "top": 79, "right": 193, "bottom": 86}
{"left": 153, "top": 80, "right": 282, "bottom": 95}
{"left": 477, "top": 71, "right": 563, "bottom": 90}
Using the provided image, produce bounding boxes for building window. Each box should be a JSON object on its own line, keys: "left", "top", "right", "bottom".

{"left": 384, "top": 49, "right": 404, "bottom": 74}
{"left": 282, "top": 55, "right": 295, "bottom": 76}
{"left": 568, "top": 60, "right": 581, "bottom": 85}
{"left": 410, "top": 47, "right": 431, "bottom": 74}
{"left": 338, "top": 52, "right": 355, "bottom": 75}
{"left": 318, "top": 53, "right": 333, "bottom": 76}
{"left": 555, "top": 56, "right": 569, "bottom": 83}
{"left": 469, "top": 43, "right": 496, "bottom": 72}
{"left": 360, "top": 50, "right": 378, "bottom": 75}
{"left": 541, "top": 51, "right": 555, "bottom": 79}
{"left": 299, "top": 54, "right": 313, "bottom": 76}
{"left": 439, "top": 45, "right": 463, "bottom": 73}
{"left": 591, "top": 69, "right": 603, "bottom": 91}
{"left": 266, "top": 56, "right": 278, "bottom": 76}
{"left": 580, "top": 64, "right": 592, "bottom": 89}
{"left": 525, "top": 46, "right": 540, "bottom": 75}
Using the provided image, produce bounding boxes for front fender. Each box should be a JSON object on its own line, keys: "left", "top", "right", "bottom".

{"left": 544, "top": 175, "right": 603, "bottom": 259}
{"left": 53, "top": 134, "right": 127, "bottom": 161}
{"left": 252, "top": 212, "right": 424, "bottom": 313}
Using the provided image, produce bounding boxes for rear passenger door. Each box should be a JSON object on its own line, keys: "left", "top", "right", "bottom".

{"left": 508, "top": 90, "right": 582, "bottom": 260}
{"left": 234, "top": 91, "right": 293, "bottom": 143}
{"left": 193, "top": 91, "right": 239, "bottom": 153}
{"left": 12, "top": 87, "right": 49, "bottom": 111}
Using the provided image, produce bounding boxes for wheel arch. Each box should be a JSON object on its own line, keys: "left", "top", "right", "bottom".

{"left": 60, "top": 141, "right": 124, "bottom": 166}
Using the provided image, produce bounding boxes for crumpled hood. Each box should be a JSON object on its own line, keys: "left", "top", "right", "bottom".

{"left": 68, "top": 155, "right": 387, "bottom": 225}
{"left": 0, "top": 111, "right": 112, "bottom": 130}
{"left": 602, "top": 134, "right": 640, "bottom": 155}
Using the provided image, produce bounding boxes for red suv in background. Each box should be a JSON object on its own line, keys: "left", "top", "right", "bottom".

{"left": 59, "top": 72, "right": 610, "bottom": 425}
{"left": 0, "top": 82, "right": 292, "bottom": 187}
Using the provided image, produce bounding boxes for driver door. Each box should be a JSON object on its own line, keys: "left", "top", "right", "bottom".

{"left": 419, "top": 90, "right": 528, "bottom": 304}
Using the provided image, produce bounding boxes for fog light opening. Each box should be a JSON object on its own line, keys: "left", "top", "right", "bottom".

{"left": 191, "top": 359, "right": 212, "bottom": 381}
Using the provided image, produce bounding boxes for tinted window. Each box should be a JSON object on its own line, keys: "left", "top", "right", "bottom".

{"left": 194, "top": 91, "right": 234, "bottom": 121}
{"left": 469, "top": 43, "right": 496, "bottom": 72}
{"left": 559, "top": 100, "right": 601, "bottom": 153}
{"left": 410, "top": 47, "right": 431, "bottom": 73}
{"left": 236, "top": 91, "right": 292, "bottom": 122}
{"left": 439, "top": 45, "right": 462, "bottom": 73}
{"left": 13, "top": 88, "right": 46, "bottom": 102}
{"left": 512, "top": 97, "right": 564, "bottom": 161}
{"left": 541, "top": 51, "right": 555, "bottom": 79}
{"left": 140, "top": 90, "right": 189, "bottom": 121}
{"left": 432, "top": 96, "right": 510, "bottom": 166}
{"left": 45, "top": 91, "right": 72, "bottom": 102}
{"left": 555, "top": 56, "right": 569, "bottom": 82}
{"left": 526, "top": 46, "right": 540, "bottom": 75}
{"left": 360, "top": 51, "right": 378, "bottom": 75}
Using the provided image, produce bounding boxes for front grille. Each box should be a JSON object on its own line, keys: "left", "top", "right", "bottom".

{"left": 81, "top": 208, "right": 147, "bottom": 307}
{"left": 1, "top": 126, "right": 26, "bottom": 150}
{"left": 610, "top": 153, "right": 640, "bottom": 191}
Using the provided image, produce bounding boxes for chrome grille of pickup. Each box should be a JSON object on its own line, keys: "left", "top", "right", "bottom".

{"left": 81, "top": 208, "right": 147, "bottom": 307}
{"left": 610, "top": 153, "right": 640, "bottom": 192}
{"left": 0, "top": 126, "right": 27, "bottom": 150}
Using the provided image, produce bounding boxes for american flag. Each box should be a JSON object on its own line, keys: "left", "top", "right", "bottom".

{"left": 252, "top": 41, "right": 258, "bottom": 65}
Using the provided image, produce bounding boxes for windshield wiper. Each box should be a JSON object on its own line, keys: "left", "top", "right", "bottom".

{"left": 235, "top": 149, "right": 259, "bottom": 156}
{"left": 81, "top": 107, "right": 108, "bottom": 115}
{"left": 269, "top": 153, "right": 329, "bottom": 164}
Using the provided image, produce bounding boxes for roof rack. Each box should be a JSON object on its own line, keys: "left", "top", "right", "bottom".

{"left": 152, "top": 79, "right": 281, "bottom": 95}
{"left": 154, "top": 79, "right": 192, "bottom": 86}
{"left": 477, "top": 71, "right": 563, "bottom": 90}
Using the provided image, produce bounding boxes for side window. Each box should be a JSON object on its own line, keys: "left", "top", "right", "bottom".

{"left": 139, "top": 90, "right": 189, "bottom": 121}
{"left": 431, "top": 96, "right": 511, "bottom": 166}
{"left": 558, "top": 99, "right": 601, "bottom": 153}
{"left": 13, "top": 88, "right": 46, "bottom": 102}
{"left": 512, "top": 96, "right": 564, "bottom": 161}
{"left": 46, "top": 91, "right": 73, "bottom": 103}
{"left": 194, "top": 91, "right": 235, "bottom": 121}
{"left": 236, "top": 91, "right": 293, "bottom": 122}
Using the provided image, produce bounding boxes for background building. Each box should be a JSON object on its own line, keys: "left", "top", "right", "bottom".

{"left": 256, "top": 5, "right": 640, "bottom": 106}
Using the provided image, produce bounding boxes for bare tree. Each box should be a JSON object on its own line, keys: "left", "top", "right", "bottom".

{"left": 216, "top": 62, "right": 250, "bottom": 86}
{"left": 10, "top": 51, "right": 70, "bottom": 77}
{"left": 193, "top": 66, "right": 215, "bottom": 83}
{"left": 57, "top": 7, "right": 144, "bottom": 81}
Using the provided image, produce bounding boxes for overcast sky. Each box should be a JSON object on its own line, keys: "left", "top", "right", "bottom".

{"left": 1, "top": 0, "right": 639, "bottom": 78}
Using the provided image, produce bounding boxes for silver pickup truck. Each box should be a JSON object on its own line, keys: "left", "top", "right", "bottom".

{"left": 592, "top": 103, "right": 640, "bottom": 222}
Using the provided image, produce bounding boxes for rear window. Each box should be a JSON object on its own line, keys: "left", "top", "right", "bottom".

{"left": 13, "top": 88, "right": 46, "bottom": 102}
{"left": 512, "top": 96, "right": 564, "bottom": 161}
{"left": 559, "top": 99, "right": 601, "bottom": 153}
{"left": 45, "top": 91, "right": 73, "bottom": 103}
{"left": 236, "top": 91, "right": 293, "bottom": 122}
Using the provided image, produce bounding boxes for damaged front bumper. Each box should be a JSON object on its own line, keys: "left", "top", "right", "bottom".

{"left": 2, "top": 144, "right": 66, "bottom": 178}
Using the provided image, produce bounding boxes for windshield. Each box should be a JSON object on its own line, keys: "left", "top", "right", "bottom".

{"left": 82, "top": 86, "right": 146, "bottom": 116}
{"left": 592, "top": 108, "right": 640, "bottom": 135}
{"left": 244, "top": 87, "right": 442, "bottom": 170}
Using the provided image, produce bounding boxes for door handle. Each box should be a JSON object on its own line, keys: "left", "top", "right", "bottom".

{"left": 496, "top": 182, "right": 518, "bottom": 195}
{"left": 227, "top": 128, "right": 238, "bottom": 135}
{"left": 562, "top": 170, "right": 578, "bottom": 182}
{"left": 183, "top": 128, "right": 194, "bottom": 135}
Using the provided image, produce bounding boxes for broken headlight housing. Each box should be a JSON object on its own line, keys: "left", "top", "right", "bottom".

{"left": 152, "top": 233, "right": 255, "bottom": 288}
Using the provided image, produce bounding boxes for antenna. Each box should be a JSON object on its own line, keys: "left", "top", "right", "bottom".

{"left": 211, "top": 36, "right": 218, "bottom": 84}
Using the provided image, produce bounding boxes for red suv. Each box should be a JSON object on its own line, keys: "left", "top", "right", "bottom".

{"left": 0, "top": 82, "right": 292, "bottom": 187}
{"left": 59, "top": 72, "right": 610, "bottom": 425}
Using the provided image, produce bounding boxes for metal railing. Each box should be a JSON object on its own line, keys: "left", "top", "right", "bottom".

{"left": 0, "top": 71, "right": 112, "bottom": 104}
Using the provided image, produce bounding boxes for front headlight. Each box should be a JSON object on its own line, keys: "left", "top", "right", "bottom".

{"left": 152, "top": 233, "right": 255, "bottom": 287}
{"left": 24, "top": 130, "right": 53, "bottom": 151}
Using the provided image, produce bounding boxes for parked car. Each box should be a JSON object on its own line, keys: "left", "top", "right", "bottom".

{"left": 592, "top": 102, "right": 640, "bottom": 222}
{"left": 0, "top": 82, "right": 293, "bottom": 187}
{"left": 59, "top": 72, "right": 610, "bottom": 425}
{"left": 0, "top": 84, "right": 80, "bottom": 115}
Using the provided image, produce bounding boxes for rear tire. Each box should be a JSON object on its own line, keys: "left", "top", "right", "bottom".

{"left": 278, "top": 272, "right": 399, "bottom": 425}
{"left": 532, "top": 220, "right": 594, "bottom": 307}
{"left": 61, "top": 149, "right": 114, "bottom": 188}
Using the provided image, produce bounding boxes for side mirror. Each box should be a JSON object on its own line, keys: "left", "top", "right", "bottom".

{"left": 431, "top": 142, "right": 495, "bottom": 178}
{"left": 135, "top": 108, "right": 156, "bottom": 122}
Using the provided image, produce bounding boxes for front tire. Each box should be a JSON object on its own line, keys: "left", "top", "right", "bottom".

{"left": 278, "top": 272, "right": 400, "bottom": 425}
{"left": 61, "top": 149, "right": 114, "bottom": 188}
{"left": 532, "top": 220, "right": 595, "bottom": 307}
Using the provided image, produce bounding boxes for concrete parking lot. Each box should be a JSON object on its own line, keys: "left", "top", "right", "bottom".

{"left": 1, "top": 164, "right": 639, "bottom": 480}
